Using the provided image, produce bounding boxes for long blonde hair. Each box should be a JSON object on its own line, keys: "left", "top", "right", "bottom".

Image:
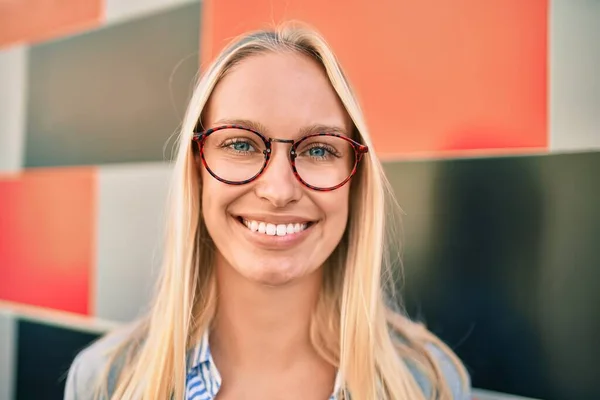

{"left": 101, "top": 22, "right": 469, "bottom": 400}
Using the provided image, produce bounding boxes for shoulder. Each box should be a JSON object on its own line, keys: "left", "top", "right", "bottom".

{"left": 407, "top": 342, "right": 471, "bottom": 400}
{"left": 64, "top": 323, "right": 139, "bottom": 400}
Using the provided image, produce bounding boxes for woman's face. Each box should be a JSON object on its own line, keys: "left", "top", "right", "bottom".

{"left": 200, "top": 51, "right": 353, "bottom": 286}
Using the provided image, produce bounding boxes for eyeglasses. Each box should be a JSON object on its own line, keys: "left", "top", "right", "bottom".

{"left": 192, "top": 124, "right": 369, "bottom": 191}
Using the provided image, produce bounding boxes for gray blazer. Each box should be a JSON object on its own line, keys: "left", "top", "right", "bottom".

{"left": 64, "top": 325, "right": 471, "bottom": 400}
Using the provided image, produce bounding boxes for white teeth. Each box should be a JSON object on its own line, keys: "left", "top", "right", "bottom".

{"left": 276, "top": 225, "right": 286, "bottom": 236}
{"left": 241, "top": 218, "right": 309, "bottom": 236}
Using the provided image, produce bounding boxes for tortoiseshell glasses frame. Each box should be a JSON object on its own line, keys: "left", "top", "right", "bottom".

{"left": 192, "top": 124, "right": 369, "bottom": 191}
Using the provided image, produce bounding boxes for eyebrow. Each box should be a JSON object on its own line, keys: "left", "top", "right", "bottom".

{"left": 213, "top": 118, "right": 268, "bottom": 134}
{"left": 212, "top": 118, "right": 349, "bottom": 138}
{"left": 299, "top": 124, "right": 349, "bottom": 137}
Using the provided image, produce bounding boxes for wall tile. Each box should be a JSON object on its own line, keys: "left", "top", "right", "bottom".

{"left": 94, "top": 162, "right": 172, "bottom": 322}
{"left": 15, "top": 318, "right": 102, "bottom": 400}
{"left": 0, "top": 0, "right": 101, "bottom": 48}
{"left": 0, "top": 168, "right": 96, "bottom": 315}
{"left": 105, "top": 0, "right": 200, "bottom": 24}
{"left": 25, "top": 2, "right": 201, "bottom": 167}
{"left": 384, "top": 151, "right": 600, "bottom": 399}
{"left": 549, "top": 0, "right": 600, "bottom": 151}
{"left": 0, "top": 310, "right": 16, "bottom": 400}
{"left": 202, "top": 0, "right": 548, "bottom": 158}
{"left": 0, "top": 45, "right": 27, "bottom": 173}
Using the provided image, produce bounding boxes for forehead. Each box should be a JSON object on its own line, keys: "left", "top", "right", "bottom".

{"left": 204, "top": 52, "right": 351, "bottom": 135}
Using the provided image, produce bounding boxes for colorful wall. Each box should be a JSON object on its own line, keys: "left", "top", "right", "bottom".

{"left": 0, "top": 1, "right": 599, "bottom": 399}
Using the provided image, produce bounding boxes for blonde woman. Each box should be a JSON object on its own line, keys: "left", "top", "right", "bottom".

{"left": 65, "top": 23, "right": 471, "bottom": 400}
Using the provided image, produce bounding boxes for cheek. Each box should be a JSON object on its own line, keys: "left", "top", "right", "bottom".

{"left": 200, "top": 169, "right": 227, "bottom": 223}
{"left": 200, "top": 169, "right": 245, "bottom": 222}
{"left": 320, "top": 188, "right": 350, "bottom": 229}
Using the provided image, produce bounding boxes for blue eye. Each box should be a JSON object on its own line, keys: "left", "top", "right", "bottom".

{"left": 232, "top": 142, "right": 253, "bottom": 152}
{"left": 297, "top": 141, "right": 341, "bottom": 161}
{"left": 309, "top": 147, "right": 327, "bottom": 158}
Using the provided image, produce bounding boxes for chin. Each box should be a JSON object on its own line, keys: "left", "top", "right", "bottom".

{"left": 240, "top": 259, "right": 309, "bottom": 287}
{"left": 251, "top": 273, "right": 296, "bottom": 287}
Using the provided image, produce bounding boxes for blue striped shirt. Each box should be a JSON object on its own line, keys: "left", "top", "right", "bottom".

{"left": 64, "top": 323, "right": 468, "bottom": 399}
{"left": 185, "top": 330, "right": 340, "bottom": 400}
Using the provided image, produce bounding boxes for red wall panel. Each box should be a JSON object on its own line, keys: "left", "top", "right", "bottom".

{"left": 0, "top": 0, "right": 102, "bottom": 48}
{"left": 0, "top": 168, "right": 96, "bottom": 315}
{"left": 201, "top": 0, "right": 548, "bottom": 159}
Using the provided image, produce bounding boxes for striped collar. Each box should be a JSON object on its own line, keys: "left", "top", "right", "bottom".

{"left": 185, "top": 330, "right": 222, "bottom": 399}
{"left": 185, "top": 330, "right": 342, "bottom": 400}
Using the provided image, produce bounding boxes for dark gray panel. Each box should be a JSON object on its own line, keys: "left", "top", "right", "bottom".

{"left": 384, "top": 151, "right": 600, "bottom": 400}
{"left": 25, "top": 2, "right": 200, "bottom": 167}
{"left": 15, "top": 319, "right": 101, "bottom": 400}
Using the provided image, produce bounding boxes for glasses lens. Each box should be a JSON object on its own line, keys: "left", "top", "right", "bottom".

{"left": 202, "top": 128, "right": 267, "bottom": 182}
{"left": 294, "top": 135, "right": 356, "bottom": 189}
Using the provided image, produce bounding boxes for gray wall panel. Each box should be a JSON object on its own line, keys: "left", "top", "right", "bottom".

{"left": 0, "top": 46, "right": 27, "bottom": 173}
{"left": 95, "top": 162, "right": 172, "bottom": 322}
{"left": 0, "top": 311, "right": 16, "bottom": 400}
{"left": 25, "top": 2, "right": 200, "bottom": 167}
{"left": 550, "top": 0, "right": 600, "bottom": 151}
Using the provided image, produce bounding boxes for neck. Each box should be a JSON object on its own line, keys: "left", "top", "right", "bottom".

{"left": 210, "top": 253, "right": 325, "bottom": 372}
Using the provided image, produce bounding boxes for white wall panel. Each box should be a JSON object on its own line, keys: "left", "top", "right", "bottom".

{"left": 550, "top": 0, "right": 600, "bottom": 151}
{"left": 94, "top": 162, "right": 172, "bottom": 322}
{"left": 0, "top": 45, "right": 27, "bottom": 173}
{"left": 105, "top": 0, "right": 200, "bottom": 24}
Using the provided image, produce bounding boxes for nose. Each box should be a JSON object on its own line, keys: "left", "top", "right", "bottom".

{"left": 253, "top": 143, "right": 302, "bottom": 208}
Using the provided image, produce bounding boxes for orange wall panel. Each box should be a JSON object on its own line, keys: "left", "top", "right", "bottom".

{"left": 0, "top": 168, "right": 96, "bottom": 315}
{"left": 201, "top": 0, "right": 548, "bottom": 159}
{"left": 0, "top": 0, "right": 102, "bottom": 48}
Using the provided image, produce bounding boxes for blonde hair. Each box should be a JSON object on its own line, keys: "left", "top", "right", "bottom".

{"left": 99, "top": 22, "right": 469, "bottom": 400}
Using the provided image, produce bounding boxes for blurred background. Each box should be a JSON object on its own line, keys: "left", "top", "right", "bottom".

{"left": 0, "top": 1, "right": 599, "bottom": 399}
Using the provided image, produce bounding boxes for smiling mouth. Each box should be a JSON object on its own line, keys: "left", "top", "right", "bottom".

{"left": 235, "top": 216, "right": 315, "bottom": 236}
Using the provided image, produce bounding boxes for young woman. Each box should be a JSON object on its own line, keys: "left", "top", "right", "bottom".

{"left": 65, "top": 23, "right": 471, "bottom": 400}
